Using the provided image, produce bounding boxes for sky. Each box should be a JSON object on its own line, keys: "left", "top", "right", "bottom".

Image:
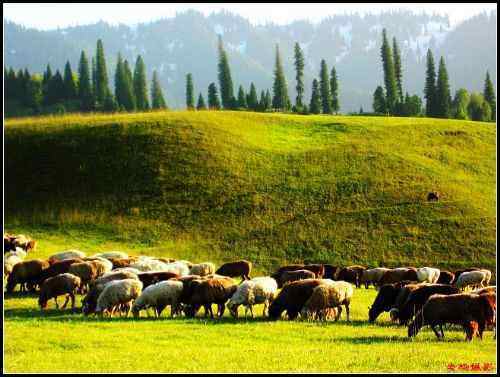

{"left": 3, "top": 3, "right": 497, "bottom": 30}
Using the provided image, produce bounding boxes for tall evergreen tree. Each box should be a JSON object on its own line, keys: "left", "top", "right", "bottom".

{"left": 309, "top": 79, "right": 321, "bottom": 114}
{"left": 103, "top": 91, "right": 118, "bottom": 112}
{"left": 151, "top": 70, "right": 167, "bottom": 109}
{"left": 94, "top": 39, "right": 110, "bottom": 106}
{"left": 122, "top": 59, "right": 136, "bottom": 111}
{"left": 133, "top": 55, "right": 149, "bottom": 110}
{"left": 319, "top": 59, "right": 332, "bottom": 114}
{"left": 393, "top": 37, "right": 403, "bottom": 102}
{"left": 48, "top": 70, "right": 65, "bottom": 105}
{"left": 380, "top": 29, "right": 398, "bottom": 114}
{"left": 114, "top": 53, "right": 125, "bottom": 108}
{"left": 247, "top": 83, "right": 258, "bottom": 111}
{"left": 217, "top": 36, "right": 235, "bottom": 109}
{"left": 91, "top": 56, "right": 97, "bottom": 104}
{"left": 330, "top": 66, "right": 339, "bottom": 114}
{"left": 436, "top": 56, "right": 452, "bottom": 118}
{"left": 424, "top": 49, "right": 437, "bottom": 117}
{"left": 42, "top": 64, "right": 53, "bottom": 105}
{"left": 208, "top": 82, "right": 221, "bottom": 110}
{"left": 237, "top": 85, "right": 247, "bottom": 109}
{"left": 373, "top": 86, "right": 386, "bottom": 114}
{"left": 265, "top": 89, "right": 272, "bottom": 111}
{"left": 63, "top": 61, "right": 77, "bottom": 99}
{"left": 197, "top": 93, "right": 207, "bottom": 110}
{"left": 78, "top": 51, "right": 93, "bottom": 111}
{"left": 272, "top": 44, "right": 290, "bottom": 111}
{"left": 186, "top": 73, "right": 195, "bottom": 110}
{"left": 294, "top": 42, "right": 305, "bottom": 109}
{"left": 483, "top": 71, "right": 496, "bottom": 121}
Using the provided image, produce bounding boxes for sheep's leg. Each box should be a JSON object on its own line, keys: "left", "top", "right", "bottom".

{"left": 61, "top": 295, "right": 70, "bottom": 309}
{"left": 263, "top": 301, "right": 268, "bottom": 317}
{"left": 70, "top": 293, "right": 76, "bottom": 310}
{"left": 345, "top": 303, "right": 350, "bottom": 322}
{"left": 249, "top": 305, "right": 254, "bottom": 319}
{"left": 54, "top": 296, "right": 59, "bottom": 309}
{"left": 431, "top": 325, "right": 441, "bottom": 339}
{"left": 218, "top": 303, "right": 225, "bottom": 318}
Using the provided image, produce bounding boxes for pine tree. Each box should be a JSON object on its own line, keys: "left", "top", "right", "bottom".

{"left": 330, "top": 66, "right": 339, "bottom": 114}
{"left": 373, "top": 86, "right": 386, "bottom": 114}
{"left": 133, "top": 55, "right": 149, "bottom": 111}
{"left": 424, "top": 49, "right": 437, "bottom": 117}
{"left": 258, "top": 90, "right": 266, "bottom": 112}
{"left": 151, "top": 70, "right": 167, "bottom": 109}
{"left": 42, "top": 64, "right": 53, "bottom": 105}
{"left": 186, "top": 73, "right": 195, "bottom": 110}
{"left": 78, "top": 51, "right": 94, "bottom": 111}
{"left": 309, "top": 79, "right": 321, "bottom": 114}
{"left": 294, "top": 42, "right": 305, "bottom": 110}
{"left": 483, "top": 71, "right": 496, "bottom": 121}
{"left": 63, "top": 61, "right": 77, "bottom": 99}
{"left": 94, "top": 39, "right": 110, "bottom": 106}
{"left": 393, "top": 37, "right": 403, "bottom": 102}
{"left": 48, "top": 70, "right": 65, "bottom": 105}
{"left": 319, "top": 59, "right": 332, "bottom": 114}
{"left": 265, "top": 89, "right": 272, "bottom": 111}
{"left": 380, "top": 29, "right": 398, "bottom": 114}
{"left": 197, "top": 93, "right": 207, "bottom": 110}
{"left": 272, "top": 44, "right": 290, "bottom": 111}
{"left": 436, "top": 56, "right": 451, "bottom": 118}
{"left": 114, "top": 53, "right": 125, "bottom": 108}
{"left": 208, "top": 82, "right": 221, "bottom": 110}
{"left": 122, "top": 59, "right": 136, "bottom": 111}
{"left": 103, "top": 91, "right": 118, "bottom": 112}
{"left": 237, "top": 85, "right": 247, "bottom": 109}
{"left": 217, "top": 36, "right": 235, "bottom": 109}
{"left": 247, "top": 83, "right": 258, "bottom": 111}
{"left": 91, "top": 56, "right": 97, "bottom": 104}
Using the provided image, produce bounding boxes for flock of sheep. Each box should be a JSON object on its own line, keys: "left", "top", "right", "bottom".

{"left": 3, "top": 234, "right": 497, "bottom": 342}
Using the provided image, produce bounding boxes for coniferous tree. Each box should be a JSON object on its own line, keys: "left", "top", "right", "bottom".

{"left": 151, "top": 70, "right": 167, "bottom": 109}
{"left": 197, "top": 93, "right": 207, "bottom": 110}
{"left": 122, "top": 59, "right": 136, "bottom": 111}
{"left": 272, "top": 44, "right": 290, "bottom": 111}
{"left": 330, "top": 66, "right": 339, "bottom": 114}
{"left": 373, "top": 86, "right": 386, "bottom": 114}
{"left": 436, "top": 56, "right": 452, "bottom": 118}
{"left": 217, "top": 36, "right": 235, "bottom": 109}
{"left": 133, "top": 55, "right": 149, "bottom": 110}
{"left": 424, "top": 49, "right": 437, "bottom": 117}
{"left": 25, "top": 73, "right": 42, "bottom": 111}
{"left": 42, "top": 64, "right": 53, "bottom": 105}
{"left": 208, "top": 82, "right": 221, "bottom": 110}
{"left": 114, "top": 53, "right": 125, "bottom": 108}
{"left": 63, "top": 61, "right": 77, "bottom": 99}
{"left": 319, "top": 59, "right": 332, "bottom": 114}
{"left": 94, "top": 39, "right": 110, "bottom": 106}
{"left": 237, "top": 85, "right": 247, "bottom": 109}
{"left": 48, "top": 70, "right": 65, "bottom": 105}
{"left": 309, "top": 79, "right": 321, "bottom": 114}
{"left": 294, "top": 42, "right": 305, "bottom": 110}
{"left": 380, "top": 29, "right": 398, "bottom": 114}
{"left": 483, "top": 71, "right": 496, "bottom": 121}
{"left": 103, "top": 91, "right": 118, "bottom": 112}
{"left": 258, "top": 90, "right": 266, "bottom": 112}
{"left": 393, "top": 37, "right": 403, "bottom": 103}
{"left": 247, "top": 83, "right": 258, "bottom": 111}
{"left": 78, "top": 51, "right": 93, "bottom": 111}
{"left": 265, "top": 89, "right": 272, "bottom": 111}
{"left": 91, "top": 56, "right": 97, "bottom": 104}
{"left": 186, "top": 73, "right": 195, "bottom": 110}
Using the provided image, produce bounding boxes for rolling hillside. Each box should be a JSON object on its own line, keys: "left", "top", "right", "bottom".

{"left": 4, "top": 111, "right": 496, "bottom": 271}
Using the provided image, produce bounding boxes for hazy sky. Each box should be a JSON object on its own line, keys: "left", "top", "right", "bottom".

{"left": 3, "top": 3, "right": 497, "bottom": 30}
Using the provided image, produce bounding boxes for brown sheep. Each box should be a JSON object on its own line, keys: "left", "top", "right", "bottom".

{"left": 68, "top": 262, "right": 99, "bottom": 293}
{"left": 335, "top": 267, "right": 360, "bottom": 287}
{"left": 269, "top": 279, "right": 324, "bottom": 320}
{"left": 38, "top": 273, "right": 81, "bottom": 310}
{"left": 281, "top": 269, "right": 316, "bottom": 286}
{"left": 323, "top": 264, "right": 340, "bottom": 280}
{"left": 436, "top": 270, "right": 455, "bottom": 285}
{"left": 35, "top": 258, "right": 83, "bottom": 286}
{"left": 6, "top": 259, "right": 50, "bottom": 293}
{"left": 378, "top": 268, "right": 418, "bottom": 286}
{"left": 215, "top": 260, "right": 252, "bottom": 281}
{"left": 137, "top": 271, "right": 180, "bottom": 288}
{"left": 109, "top": 257, "right": 136, "bottom": 269}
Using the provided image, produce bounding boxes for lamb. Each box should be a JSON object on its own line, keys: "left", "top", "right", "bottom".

{"left": 215, "top": 260, "right": 252, "bottom": 281}
{"left": 68, "top": 261, "right": 100, "bottom": 292}
{"left": 6, "top": 259, "right": 50, "bottom": 293}
{"left": 301, "top": 281, "right": 354, "bottom": 321}
{"left": 137, "top": 271, "right": 180, "bottom": 288}
{"left": 95, "top": 279, "right": 143, "bottom": 317}
{"left": 416, "top": 267, "right": 441, "bottom": 284}
{"left": 455, "top": 270, "right": 488, "bottom": 291}
{"left": 38, "top": 273, "right": 81, "bottom": 310}
{"left": 269, "top": 279, "right": 323, "bottom": 320}
{"left": 227, "top": 277, "right": 278, "bottom": 318}
{"left": 48, "top": 250, "right": 86, "bottom": 263}
{"left": 132, "top": 280, "right": 184, "bottom": 317}
{"left": 280, "top": 270, "right": 316, "bottom": 286}
{"left": 189, "top": 262, "right": 216, "bottom": 277}
{"left": 360, "top": 268, "right": 391, "bottom": 288}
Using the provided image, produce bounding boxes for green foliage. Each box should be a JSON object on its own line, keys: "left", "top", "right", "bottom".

{"left": 393, "top": 37, "right": 403, "bottom": 102}
{"left": 63, "top": 61, "right": 77, "bottom": 99}
{"left": 186, "top": 73, "right": 195, "bottom": 110}
{"left": 452, "top": 88, "right": 470, "bottom": 120}
{"left": 309, "top": 79, "right": 321, "bottom": 114}
{"left": 424, "top": 49, "right": 437, "bottom": 117}
{"left": 196, "top": 93, "right": 207, "bottom": 110}
{"left": 483, "top": 71, "right": 496, "bottom": 121}
{"left": 330, "top": 66, "right": 339, "bottom": 114}
{"left": 436, "top": 57, "right": 452, "bottom": 118}
{"left": 319, "top": 59, "right": 332, "bottom": 114}
{"left": 78, "top": 51, "right": 94, "bottom": 111}
{"left": 380, "top": 29, "right": 398, "bottom": 114}
{"left": 217, "top": 36, "right": 235, "bottom": 110}
{"left": 468, "top": 92, "right": 492, "bottom": 121}
{"left": 237, "top": 85, "right": 247, "bottom": 109}
{"left": 208, "top": 82, "right": 221, "bottom": 110}
{"left": 94, "top": 39, "right": 110, "bottom": 106}
{"left": 133, "top": 55, "right": 150, "bottom": 111}
{"left": 247, "top": 83, "right": 259, "bottom": 111}
{"left": 151, "top": 70, "right": 167, "bottom": 110}
{"left": 372, "top": 86, "right": 386, "bottom": 114}
{"left": 294, "top": 42, "right": 305, "bottom": 109}
{"left": 272, "top": 45, "right": 290, "bottom": 111}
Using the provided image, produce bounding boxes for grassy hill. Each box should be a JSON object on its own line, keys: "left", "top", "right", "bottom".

{"left": 4, "top": 111, "right": 496, "bottom": 272}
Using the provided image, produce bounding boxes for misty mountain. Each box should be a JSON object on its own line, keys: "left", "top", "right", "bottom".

{"left": 4, "top": 9, "right": 497, "bottom": 111}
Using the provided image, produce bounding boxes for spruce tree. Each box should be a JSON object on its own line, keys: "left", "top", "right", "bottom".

{"left": 63, "top": 61, "right": 77, "bottom": 99}
{"left": 319, "top": 59, "right": 332, "bottom": 114}
{"left": 330, "top": 66, "right": 339, "bottom": 114}
{"left": 103, "top": 91, "right": 118, "bottom": 112}
{"left": 186, "top": 73, "right": 195, "bottom": 110}
{"left": 294, "top": 42, "right": 305, "bottom": 110}
{"left": 114, "top": 53, "right": 125, "bottom": 108}
{"left": 197, "top": 93, "right": 207, "bottom": 110}
{"left": 373, "top": 86, "right": 386, "bottom": 114}
{"left": 42, "top": 64, "right": 53, "bottom": 105}
{"left": 78, "top": 51, "right": 93, "bottom": 111}
{"left": 424, "top": 49, "right": 437, "bottom": 117}
{"left": 217, "top": 36, "right": 235, "bottom": 109}
{"left": 95, "top": 39, "right": 110, "bottom": 106}
{"left": 380, "top": 29, "right": 398, "bottom": 114}
{"left": 436, "top": 56, "right": 451, "bottom": 118}
{"left": 258, "top": 90, "right": 266, "bottom": 112}
{"left": 247, "top": 83, "right": 258, "bottom": 111}
{"left": 265, "top": 90, "right": 272, "bottom": 111}
{"left": 208, "top": 82, "right": 221, "bottom": 110}
{"left": 133, "top": 55, "right": 149, "bottom": 110}
{"left": 272, "top": 44, "right": 290, "bottom": 111}
{"left": 91, "top": 56, "right": 97, "bottom": 104}
{"left": 122, "top": 59, "right": 136, "bottom": 111}
{"left": 48, "top": 70, "right": 65, "bottom": 105}
{"left": 151, "top": 70, "right": 167, "bottom": 109}
{"left": 393, "top": 37, "right": 403, "bottom": 102}
{"left": 309, "top": 79, "right": 321, "bottom": 114}
{"left": 483, "top": 71, "right": 496, "bottom": 121}
{"left": 237, "top": 85, "right": 247, "bottom": 109}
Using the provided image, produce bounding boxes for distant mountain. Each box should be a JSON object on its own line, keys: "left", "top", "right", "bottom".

{"left": 4, "top": 9, "right": 497, "bottom": 111}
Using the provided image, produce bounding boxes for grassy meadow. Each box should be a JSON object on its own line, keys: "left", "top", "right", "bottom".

{"left": 3, "top": 110, "right": 497, "bottom": 372}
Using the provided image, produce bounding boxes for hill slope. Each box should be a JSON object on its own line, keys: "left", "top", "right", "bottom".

{"left": 4, "top": 111, "right": 496, "bottom": 270}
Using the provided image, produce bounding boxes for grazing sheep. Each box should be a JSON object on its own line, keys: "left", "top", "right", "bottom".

{"left": 189, "top": 262, "right": 216, "bottom": 277}
{"left": 360, "top": 268, "right": 391, "bottom": 288}
{"left": 436, "top": 270, "right": 455, "bottom": 285}
{"left": 35, "top": 258, "right": 84, "bottom": 286}
{"left": 472, "top": 286, "right": 496, "bottom": 295}
{"left": 132, "top": 280, "right": 184, "bottom": 317}
{"left": 174, "top": 274, "right": 203, "bottom": 283}
{"left": 38, "top": 273, "right": 81, "bottom": 310}
{"left": 129, "top": 258, "right": 170, "bottom": 272}
{"left": 335, "top": 268, "right": 360, "bottom": 287}
{"left": 84, "top": 257, "right": 113, "bottom": 273}
{"left": 4, "top": 254, "right": 23, "bottom": 278}
{"left": 303, "top": 264, "right": 325, "bottom": 279}
{"left": 95, "top": 279, "right": 143, "bottom": 317}
{"left": 164, "top": 261, "right": 190, "bottom": 277}
{"left": 323, "top": 264, "right": 340, "bottom": 280}
{"left": 137, "top": 271, "right": 180, "bottom": 288}
{"left": 93, "top": 251, "right": 129, "bottom": 260}
{"left": 271, "top": 264, "right": 306, "bottom": 284}
{"left": 215, "top": 260, "right": 252, "bottom": 281}
{"left": 269, "top": 279, "right": 323, "bottom": 320}
{"left": 112, "top": 267, "right": 142, "bottom": 275}
{"left": 479, "top": 269, "right": 492, "bottom": 286}
{"left": 227, "top": 277, "right": 278, "bottom": 318}
{"left": 68, "top": 262, "right": 99, "bottom": 292}
{"left": 6, "top": 234, "right": 36, "bottom": 253}
{"left": 6, "top": 259, "right": 50, "bottom": 293}
{"left": 368, "top": 282, "right": 418, "bottom": 323}
{"left": 301, "top": 281, "right": 354, "bottom": 321}
{"left": 48, "top": 250, "right": 86, "bottom": 263}
{"left": 280, "top": 270, "right": 316, "bottom": 286}
{"left": 416, "top": 267, "right": 441, "bottom": 284}
{"left": 177, "top": 260, "right": 194, "bottom": 269}
{"left": 378, "top": 268, "right": 418, "bottom": 286}
{"left": 452, "top": 268, "right": 481, "bottom": 284}
{"left": 455, "top": 271, "right": 488, "bottom": 291}
{"left": 4, "top": 247, "right": 27, "bottom": 260}
{"left": 109, "top": 257, "right": 138, "bottom": 269}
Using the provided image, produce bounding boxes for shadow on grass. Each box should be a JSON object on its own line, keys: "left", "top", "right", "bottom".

{"left": 334, "top": 335, "right": 412, "bottom": 344}
{"left": 3, "top": 291, "right": 39, "bottom": 300}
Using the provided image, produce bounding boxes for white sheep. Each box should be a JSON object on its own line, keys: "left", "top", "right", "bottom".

{"left": 4, "top": 254, "right": 23, "bottom": 277}
{"left": 227, "top": 276, "right": 278, "bottom": 318}
{"left": 5, "top": 247, "right": 27, "bottom": 260}
{"left": 95, "top": 279, "right": 143, "bottom": 317}
{"left": 360, "top": 268, "right": 390, "bottom": 288}
{"left": 301, "top": 280, "right": 354, "bottom": 321}
{"left": 129, "top": 259, "right": 170, "bottom": 272}
{"left": 48, "top": 250, "right": 86, "bottom": 263}
{"left": 163, "top": 261, "right": 190, "bottom": 276}
{"left": 479, "top": 269, "right": 492, "bottom": 286}
{"left": 112, "top": 267, "right": 142, "bottom": 275}
{"left": 93, "top": 251, "right": 129, "bottom": 260}
{"left": 132, "top": 280, "right": 184, "bottom": 317}
{"left": 189, "top": 262, "right": 216, "bottom": 277}
{"left": 416, "top": 267, "right": 440, "bottom": 284}
{"left": 455, "top": 270, "right": 487, "bottom": 291}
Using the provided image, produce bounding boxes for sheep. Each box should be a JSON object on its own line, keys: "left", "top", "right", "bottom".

{"left": 92, "top": 251, "right": 129, "bottom": 260}
{"left": 301, "top": 281, "right": 354, "bottom": 321}
{"left": 323, "top": 264, "right": 340, "bottom": 280}
{"left": 83, "top": 257, "right": 113, "bottom": 273}
{"left": 452, "top": 268, "right": 481, "bottom": 284}
{"left": 109, "top": 257, "right": 138, "bottom": 269}
{"left": 6, "top": 259, "right": 50, "bottom": 293}
{"left": 38, "top": 273, "right": 81, "bottom": 310}
{"left": 132, "top": 280, "right": 184, "bottom": 318}
{"left": 269, "top": 279, "right": 324, "bottom": 320}
{"left": 68, "top": 262, "right": 99, "bottom": 292}
{"left": 4, "top": 247, "right": 27, "bottom": 260}
{"left": 95, "top": 279, "right": 143, "bottom": 317}
{"left": 189, "top": 262, "right": 216, "bottom": 277}
{"left": 416, "top": 267, "right": 441, "bottom": 284}
{"left": 436, "top": 270, "right": 455, "bottom": 284}
{"left": 215, "top": 260, "right": 252, "bottom": 281}
{"left": 48, "top": 250, "right": 86, "bottom": 263}
{"left": 378, "top": 268, "right": 418, "bottom": 286}
{"left": 7, "top": 234, "right": 36, "bottom": 253}
{"left": 227, "top": 277, "right": 278, "bottom": 318}
{"left": 111, "top": 267, "right": 142, "bottom": 275}
{"left": 129, "top": 258, "right": 182, "bottom": 272}
{"left": 360, "top": 268, "right": 391, "bottom": 289}
{"left": 455, "top": 270, "right": 488, "bottom": 291}
{"left": 164, "top": 261, "right": 190, "bottom": 277}
{"left": 35, "top": 258, "right": 84, "bottom": 286}
{"left": 136, "top": 271, "right": 180, "bottom": 288}
{"left": 472, "top": 286, "right": 496, "bottom": 295}
{"left": 280, "top": 270, "right": 316, "bottom": 286}
{"left": 4, "top": 254, "right": 23, "bottom": 278}
{"left": 479, "top": 269, "right": 492, "bottom": 286}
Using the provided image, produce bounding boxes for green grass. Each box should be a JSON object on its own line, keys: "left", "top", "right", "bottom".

{"left": 4, "top": 287, "right": 496, "bottom": 373}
